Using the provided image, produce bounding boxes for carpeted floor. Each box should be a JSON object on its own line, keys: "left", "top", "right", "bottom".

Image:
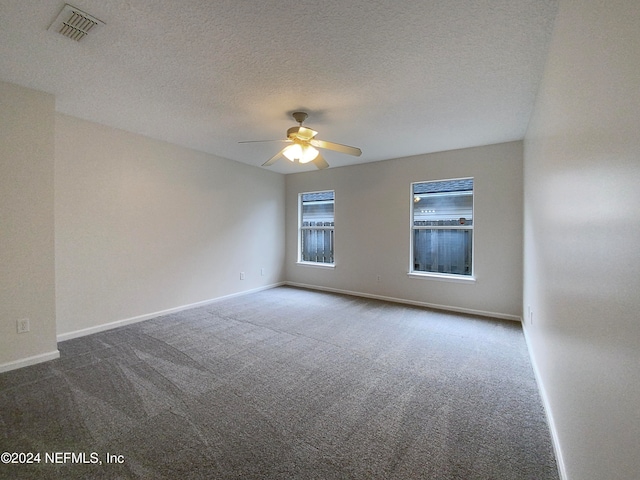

{"left": 0, "top": 286, "right": 558, "bottom": 479}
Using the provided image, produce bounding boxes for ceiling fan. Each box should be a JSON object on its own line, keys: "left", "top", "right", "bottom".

{"left": 240, "top": 112, "right": 362, "bottom": 170}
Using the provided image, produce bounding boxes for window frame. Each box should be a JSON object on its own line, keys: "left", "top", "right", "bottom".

{"left": 297, "top": 190, "right": 336, "bottom": 268}
{"left": 408, "top": 177, "right": 475, "bottom": 282}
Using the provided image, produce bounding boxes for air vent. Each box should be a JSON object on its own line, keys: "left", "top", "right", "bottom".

{"left": 49, "top": 4, "right": 104, "bottom": 41}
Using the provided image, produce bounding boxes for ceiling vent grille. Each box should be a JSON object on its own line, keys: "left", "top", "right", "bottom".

{"left": 49, "top": 4, "right": 104, "bottom": 41}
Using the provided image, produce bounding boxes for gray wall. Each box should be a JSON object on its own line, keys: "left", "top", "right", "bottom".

{"left": 523, "top": 0, "right": 640, "bottom": 478}
{"left": 286, "top": 141, "right": 524, "bottom": 319}
{"left": 55, "top": 114, "right": 286, "bottom": 338}
{"left": 1, "top": 83, "right": 286, "bottom": 371}
{"left": 0, "top": 82, "right": 58, "bottom": 369}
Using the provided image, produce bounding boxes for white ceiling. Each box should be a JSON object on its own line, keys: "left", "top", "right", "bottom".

{"left": 0, "top": 0, "right": 558, "bottom": 174}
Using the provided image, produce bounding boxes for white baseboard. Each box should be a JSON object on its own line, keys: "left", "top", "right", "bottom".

{"left": 0, "top": 350, "right": 60, "bottom": 373}
{"left": 57, "top": 282, "right": 285, "bottom": 342}
{"left": 522, "top": 325, "right": 567, "bottom": 480}
{"left": 285, "top": 281, "right": 522, "bottom": 322}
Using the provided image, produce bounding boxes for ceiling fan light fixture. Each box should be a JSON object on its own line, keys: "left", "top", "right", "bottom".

{"left": 242, "top": 111, "right": 361, "bottom": 170}
{"left": 283, "top": 143, "right": 319, "bottom": 163}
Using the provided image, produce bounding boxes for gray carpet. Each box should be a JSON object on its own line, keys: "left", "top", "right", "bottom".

{"left": 0, "top": 286, "right": 558, "bottom": 479}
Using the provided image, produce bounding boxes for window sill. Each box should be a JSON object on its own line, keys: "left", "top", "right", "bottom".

{"left": 296, "top": 261, "right": 335, "bottom": 269}
{"left": 407, "top": 272, "right": 476, "bottom": 283}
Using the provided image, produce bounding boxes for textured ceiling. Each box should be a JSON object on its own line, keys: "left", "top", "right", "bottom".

{"left": 0, "top": 0, "right": 558, "bottom": 173}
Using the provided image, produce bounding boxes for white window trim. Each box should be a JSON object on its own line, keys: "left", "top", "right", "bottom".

{"left": 297, "top": 190, "right": 335, "bottom": 266}
{"left": 407, "top": 271, "right": 476, "bottom": 283}
{"left": 296, "top": 261, "right": 336, "bottom": 269}
{"left": 409, "top": 177, "right": 475, "bottom": 280}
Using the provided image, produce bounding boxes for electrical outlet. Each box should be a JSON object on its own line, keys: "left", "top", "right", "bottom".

{"left": 376, "top": 275, "right": 381, "bottom": 283}
{"left": 261, "top": 268, "right": 265, "bottom": 276}
{"left": 240, "top": 272, "right": 245, "bottom": 280}
{"left": 17, "top": 318, "right": 30, "bottom": 334}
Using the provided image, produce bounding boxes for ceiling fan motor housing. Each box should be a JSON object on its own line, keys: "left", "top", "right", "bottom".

{"left": 287, "top": 126, "right": 301, "bottom": 139}
{"left": 287, "top": 126, "right": 317, "bottom": 141}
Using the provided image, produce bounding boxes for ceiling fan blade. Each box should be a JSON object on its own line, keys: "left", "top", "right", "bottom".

{"left": 296, "top": 126, "right": 318, "bottom": 141}
{"left": 239, "top": 139, "right": 290, "bottom": 144}
{"left": 262, "top": 148, "right": 286, "bottom": 167}
{"left": 313, "top": 153, "right": 329, "bottom": 170}
{"left": 310, "top": 139, "right": 362, "bottom": 156}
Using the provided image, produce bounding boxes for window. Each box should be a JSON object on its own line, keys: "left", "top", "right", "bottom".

{"left": 299, "top": 190, "right": 334, "bottom": 265}
{"left": 411, "top": 178, "right": 473, "bottom": 277}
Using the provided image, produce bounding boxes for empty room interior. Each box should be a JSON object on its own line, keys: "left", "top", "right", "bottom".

{"left": 1, "top": 1, "right": 638, "bottom": 479}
